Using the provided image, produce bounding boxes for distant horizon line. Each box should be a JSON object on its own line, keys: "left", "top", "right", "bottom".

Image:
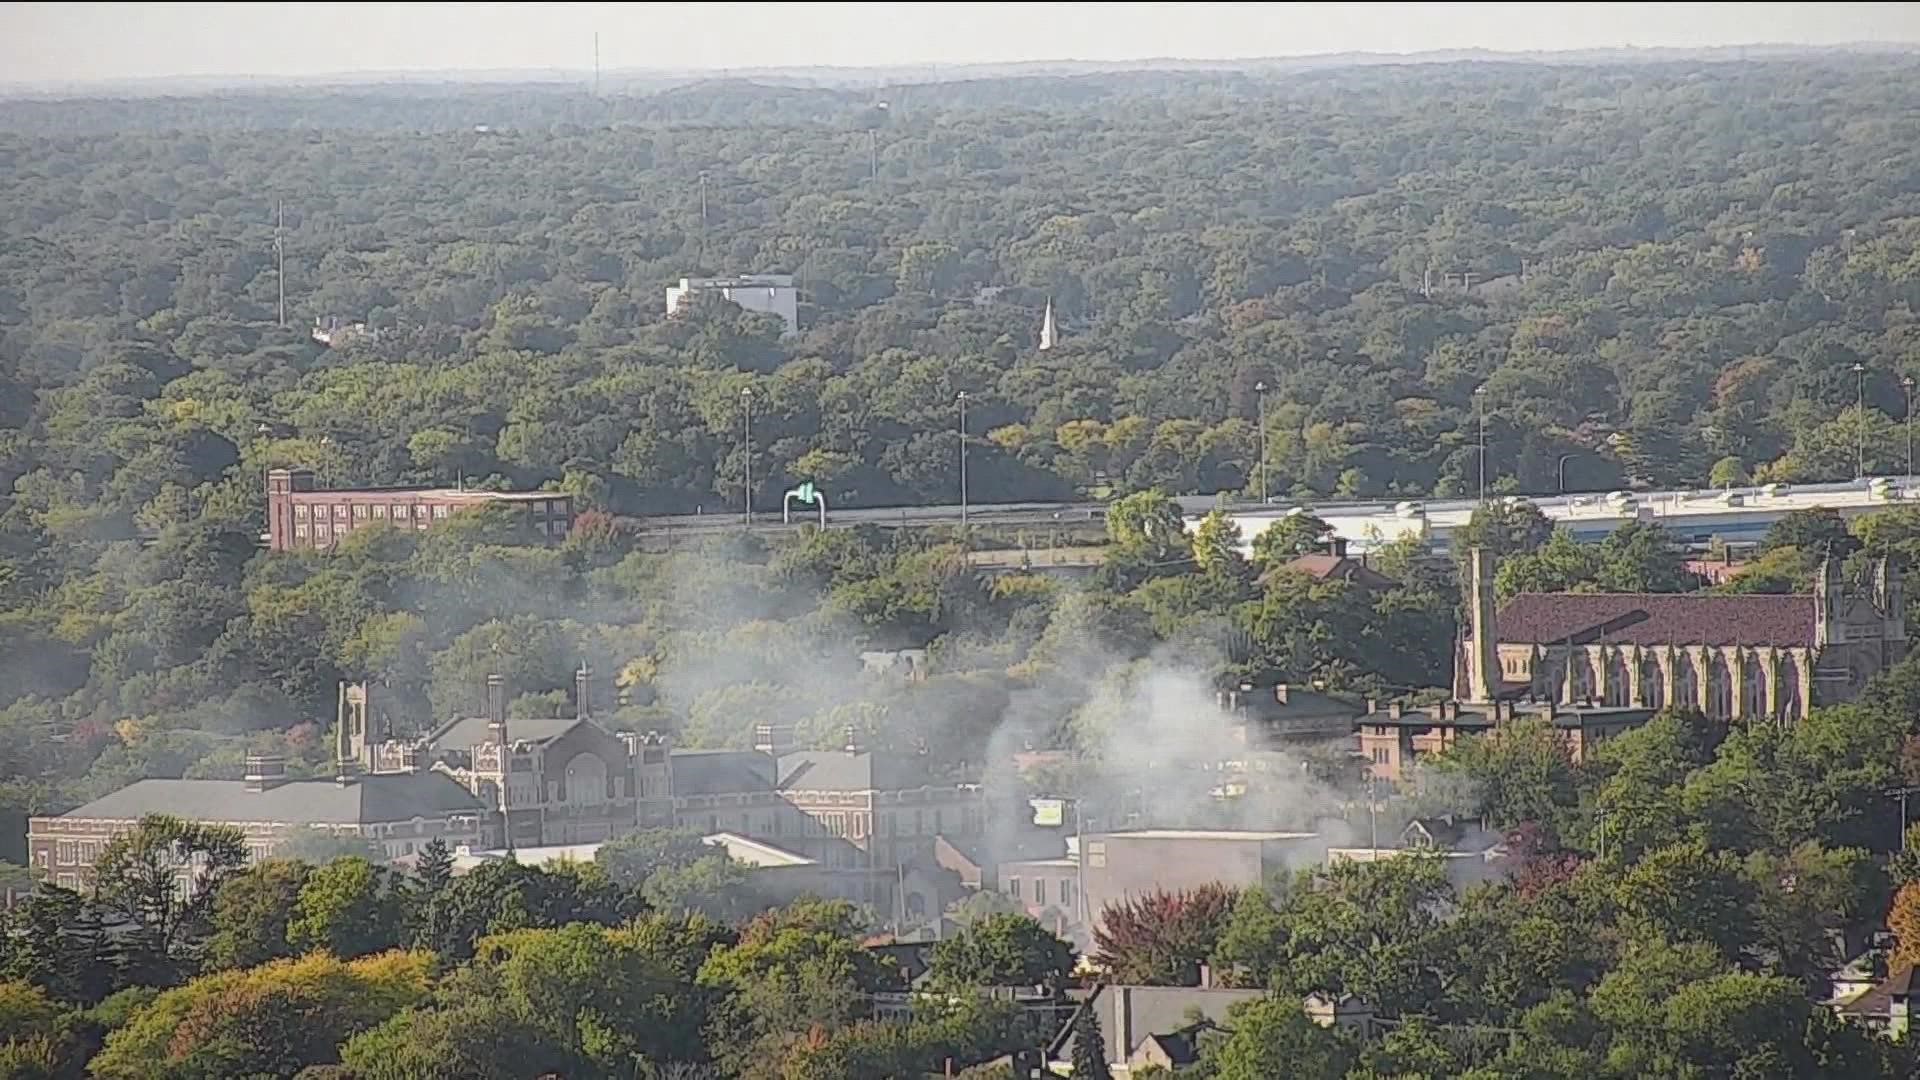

{"left": 5, "top": 39, "right": 1917, "bottom": 97}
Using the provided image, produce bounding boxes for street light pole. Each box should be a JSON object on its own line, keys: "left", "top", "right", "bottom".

{"left": 956, "top": 391, "right": 969, "bottom": 531}
{"left": 1854, "top": 362, "right": 1867, "bottom": 480}
{"left": 1254, "top": 380, "right": 1268, "bottom": 504}
{"left": 1475, "top": 387, "right": 1488, "bottom": 501}
{"left": 1905, "top": 376, "right": 1915, "bottom": 481}
{"left": 740, "top": 388, "right": 753, "bottom": 525}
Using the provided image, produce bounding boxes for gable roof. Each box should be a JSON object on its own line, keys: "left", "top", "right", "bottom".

{"left": 1231, "top": 684, "right": 1364, "bottom": 724}
{"left": 1492, "top": 593, "right": 1817, "bottom": 648}
{"left": 670, "top": 750, "right": 776, "bottom": 796}
{"left": 1138, "top": 1027, "right": 1209, "bottom": 1067}
{"left": 776, "top": 750, "right": 932, "bottom": 792}
{"left": 427, "top": 715, "right": 582, "bottom": 750}
{"left": 1836, "top": 962, "right": 1918, "bottom": 1020}
{"left": 56, "top": 772, "right": 487, "bottom": 827}
{"left": 1048, "top": 986, "right": 1263, "bottom": 1063}
{"left": 1276, "top": 554, "right": 1398, "bottom": 590}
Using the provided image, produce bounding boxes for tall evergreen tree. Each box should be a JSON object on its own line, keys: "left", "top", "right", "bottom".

{"left": 416, "top": 837, "right": 454, "bottom": 895}
{"left": 1072, "top": 998, "right": 1114, "bottom": 1080}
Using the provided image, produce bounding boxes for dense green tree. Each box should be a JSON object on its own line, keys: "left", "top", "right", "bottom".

{"left": 928, "top": 914, "right": 1075, "bottom": 993}
{"left": 287, "top": 857, "right": 408, "bottom": 960}
{"left": 594, "top": 827, "right": 715, "bottom": 890}
{"left": 87, "top": 951, "right": 431, "bottom": 1080}
{"left": 1200, "top": 995, "right": 1356, "bottom": 1080}
{"left": 1249, "top": 511, "right": 1335, "bottom": 567}
{"left": 1453, "top": 501, "right": 1554, "bottom": 560}
{"left": 203, "top": 860, "right": 310, "bottom": 972}
{"left": 89, "top": 815, "right": 247, "bottom": 983}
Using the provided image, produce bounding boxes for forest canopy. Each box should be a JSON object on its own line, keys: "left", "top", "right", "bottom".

{"left": 5, "top": 56, "right": 1920, "bottom": 842}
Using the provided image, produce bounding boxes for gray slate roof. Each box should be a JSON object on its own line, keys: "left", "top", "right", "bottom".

{"left": 670, "top": 750, "right": 776, "bottom": 796}
{"left": 58, "top": 773, "right": 488, "bottom": 826}
{"left": 1048, "top": 986, "right": 1263, "bottom": 1062}
{"left": 427, "top": 715, "right": 581, "bottom": 749}
{"left": 776, "top": 750, "right": 931, "bottom": 792}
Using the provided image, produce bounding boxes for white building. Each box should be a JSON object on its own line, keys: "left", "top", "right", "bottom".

{"left": 666, "top": 274, "right": 798, "bottom": 332}
{"left": 1205, "top": 478, "right": 1920, "bottom": 557}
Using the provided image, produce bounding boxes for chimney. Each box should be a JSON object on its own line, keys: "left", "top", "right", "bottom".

{"left": 1388, "top": 701, "right": 1404, "bottom": 720}
{"left": 486, "top": 673, "right": 508, "bottom": 744}
{"left": 1112, "top": 988, "right": 1133, "bottom": 1066}
{"left": 844, "top": 725, "right": 861, "bottom": 754}
{"left": 243, "top": 753, "right": 288, "bottom": 791}
{"left": 1466, "top": 548, "right": 1500, "bottom": 704}
{"left": 1197, "top": 963, "right": 1214, "bottom": 989}
{"left": 575, "top": 663, "right": 593, "bottom": 721}
{"left": 1273, "top": 683, "right": 1290, "bottom": 706}
{"left": 754, "top": 724, "right": 778, "bottom": 757}
{"left": 1331, "top": 536, "right": 1349, "bottom": 558}
{"left": 1365, "top": 697, "right": 1379, "bottom": 716}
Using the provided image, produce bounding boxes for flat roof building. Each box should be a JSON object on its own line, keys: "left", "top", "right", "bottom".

{"left": 665, "top": 274, "right": 798, "bottom": 332}
{"left": 266, "top": 468, "right": 573, "bottom": 552}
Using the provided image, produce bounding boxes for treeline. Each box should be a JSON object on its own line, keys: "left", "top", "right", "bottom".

{"left": 0, "top": 818, "right": 1059, "bottom": 1079}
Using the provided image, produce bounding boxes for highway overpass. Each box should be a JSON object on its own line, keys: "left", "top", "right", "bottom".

{"left": 622, "top": 478, "right": 1916, "bottom": 553}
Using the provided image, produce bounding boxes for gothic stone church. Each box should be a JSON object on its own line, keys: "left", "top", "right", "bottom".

{"left": 1456, "top": 549, "right": 1907, "bottom": 723}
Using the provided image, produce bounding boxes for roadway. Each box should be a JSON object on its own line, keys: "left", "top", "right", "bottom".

{"left": 622, "top": 477, "right": 1917, "bottom": 550}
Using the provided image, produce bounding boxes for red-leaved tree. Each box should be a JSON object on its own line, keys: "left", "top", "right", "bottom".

{"left": 1092, "top": 883, "right": 1238, "bottom": 986}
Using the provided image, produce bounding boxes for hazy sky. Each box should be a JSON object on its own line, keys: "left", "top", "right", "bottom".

{"left": 5, "top": 2, "right": 1920, "bottom": 84}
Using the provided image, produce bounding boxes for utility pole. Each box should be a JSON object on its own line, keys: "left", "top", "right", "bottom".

{"left": 957, "top": 391, "right": 969, "bottom": 532}
{"left": 1855, "top": 362, "right": 1868, "bottom": 479}
{"left": 1366, "top": 775, "right": 1379, "bottom": 856}
{"left": 275, "top": 203, "right": 287, "bottom": 328}
{"left": 868, "top": 128, "right": 878, "bottom": 182}
{"left": 741, "top": 388, "right": 753, "bottom": 526}
{"left": 593, "top": 31, "right": 600, "bottom": 97}
{"left": 698, "top": 172, "right": 708, "bottom": 268}
{"left": 1905, "top": 375, "right": 1916, "bottom": 481}
{"left": 1887, "top": 786, "right": 1920, "bottom": 850}
{"left": 1254, "top": 381, "right": 1269, "bottom": 504}
{"left": 1475, "top": 386, "right": 1488, "bottom": 500}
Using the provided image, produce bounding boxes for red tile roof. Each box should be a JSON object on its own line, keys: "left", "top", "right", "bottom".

{"left": 1493, "top": 593, "right": 1817, "bottom": 648}
{"left": 1271, "top": 554, "right": 1398, "bottom": 590}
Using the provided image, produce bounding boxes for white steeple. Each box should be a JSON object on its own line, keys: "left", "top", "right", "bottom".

{"left": 1039, "top": 298, "right": 1057, "bottom": 351}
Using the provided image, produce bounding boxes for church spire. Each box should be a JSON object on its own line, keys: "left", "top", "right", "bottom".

{"left": 1039, "top": 298, "right": 1057, "bottom": 351}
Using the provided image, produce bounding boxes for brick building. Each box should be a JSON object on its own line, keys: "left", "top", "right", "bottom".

{"left": 264, "top": 467, "right": 573, "bottom": 552}
{"left": 365, "top": 671, "right": 664, "bottom": 850}
{"left": 1216, "top": 681, "right": 1364, "bottom": 747}
{"left": 26, "top": 755, "right": 493, "bottom": 888}
{"left": 356, "top": 675, "right": 984, "bottom": 884}
{"left": 1456, "top": 548, "right": 1905, "bottom": 722}
{"left": 1356, "top": 698, "right": 1654, "bottom": 784}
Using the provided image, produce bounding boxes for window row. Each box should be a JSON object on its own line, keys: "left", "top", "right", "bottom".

{"left": 295, "top": 503, "right": 450, "bottom": 521}
{"left": 51, "top": 839, "right": 104, "bottom": 866}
